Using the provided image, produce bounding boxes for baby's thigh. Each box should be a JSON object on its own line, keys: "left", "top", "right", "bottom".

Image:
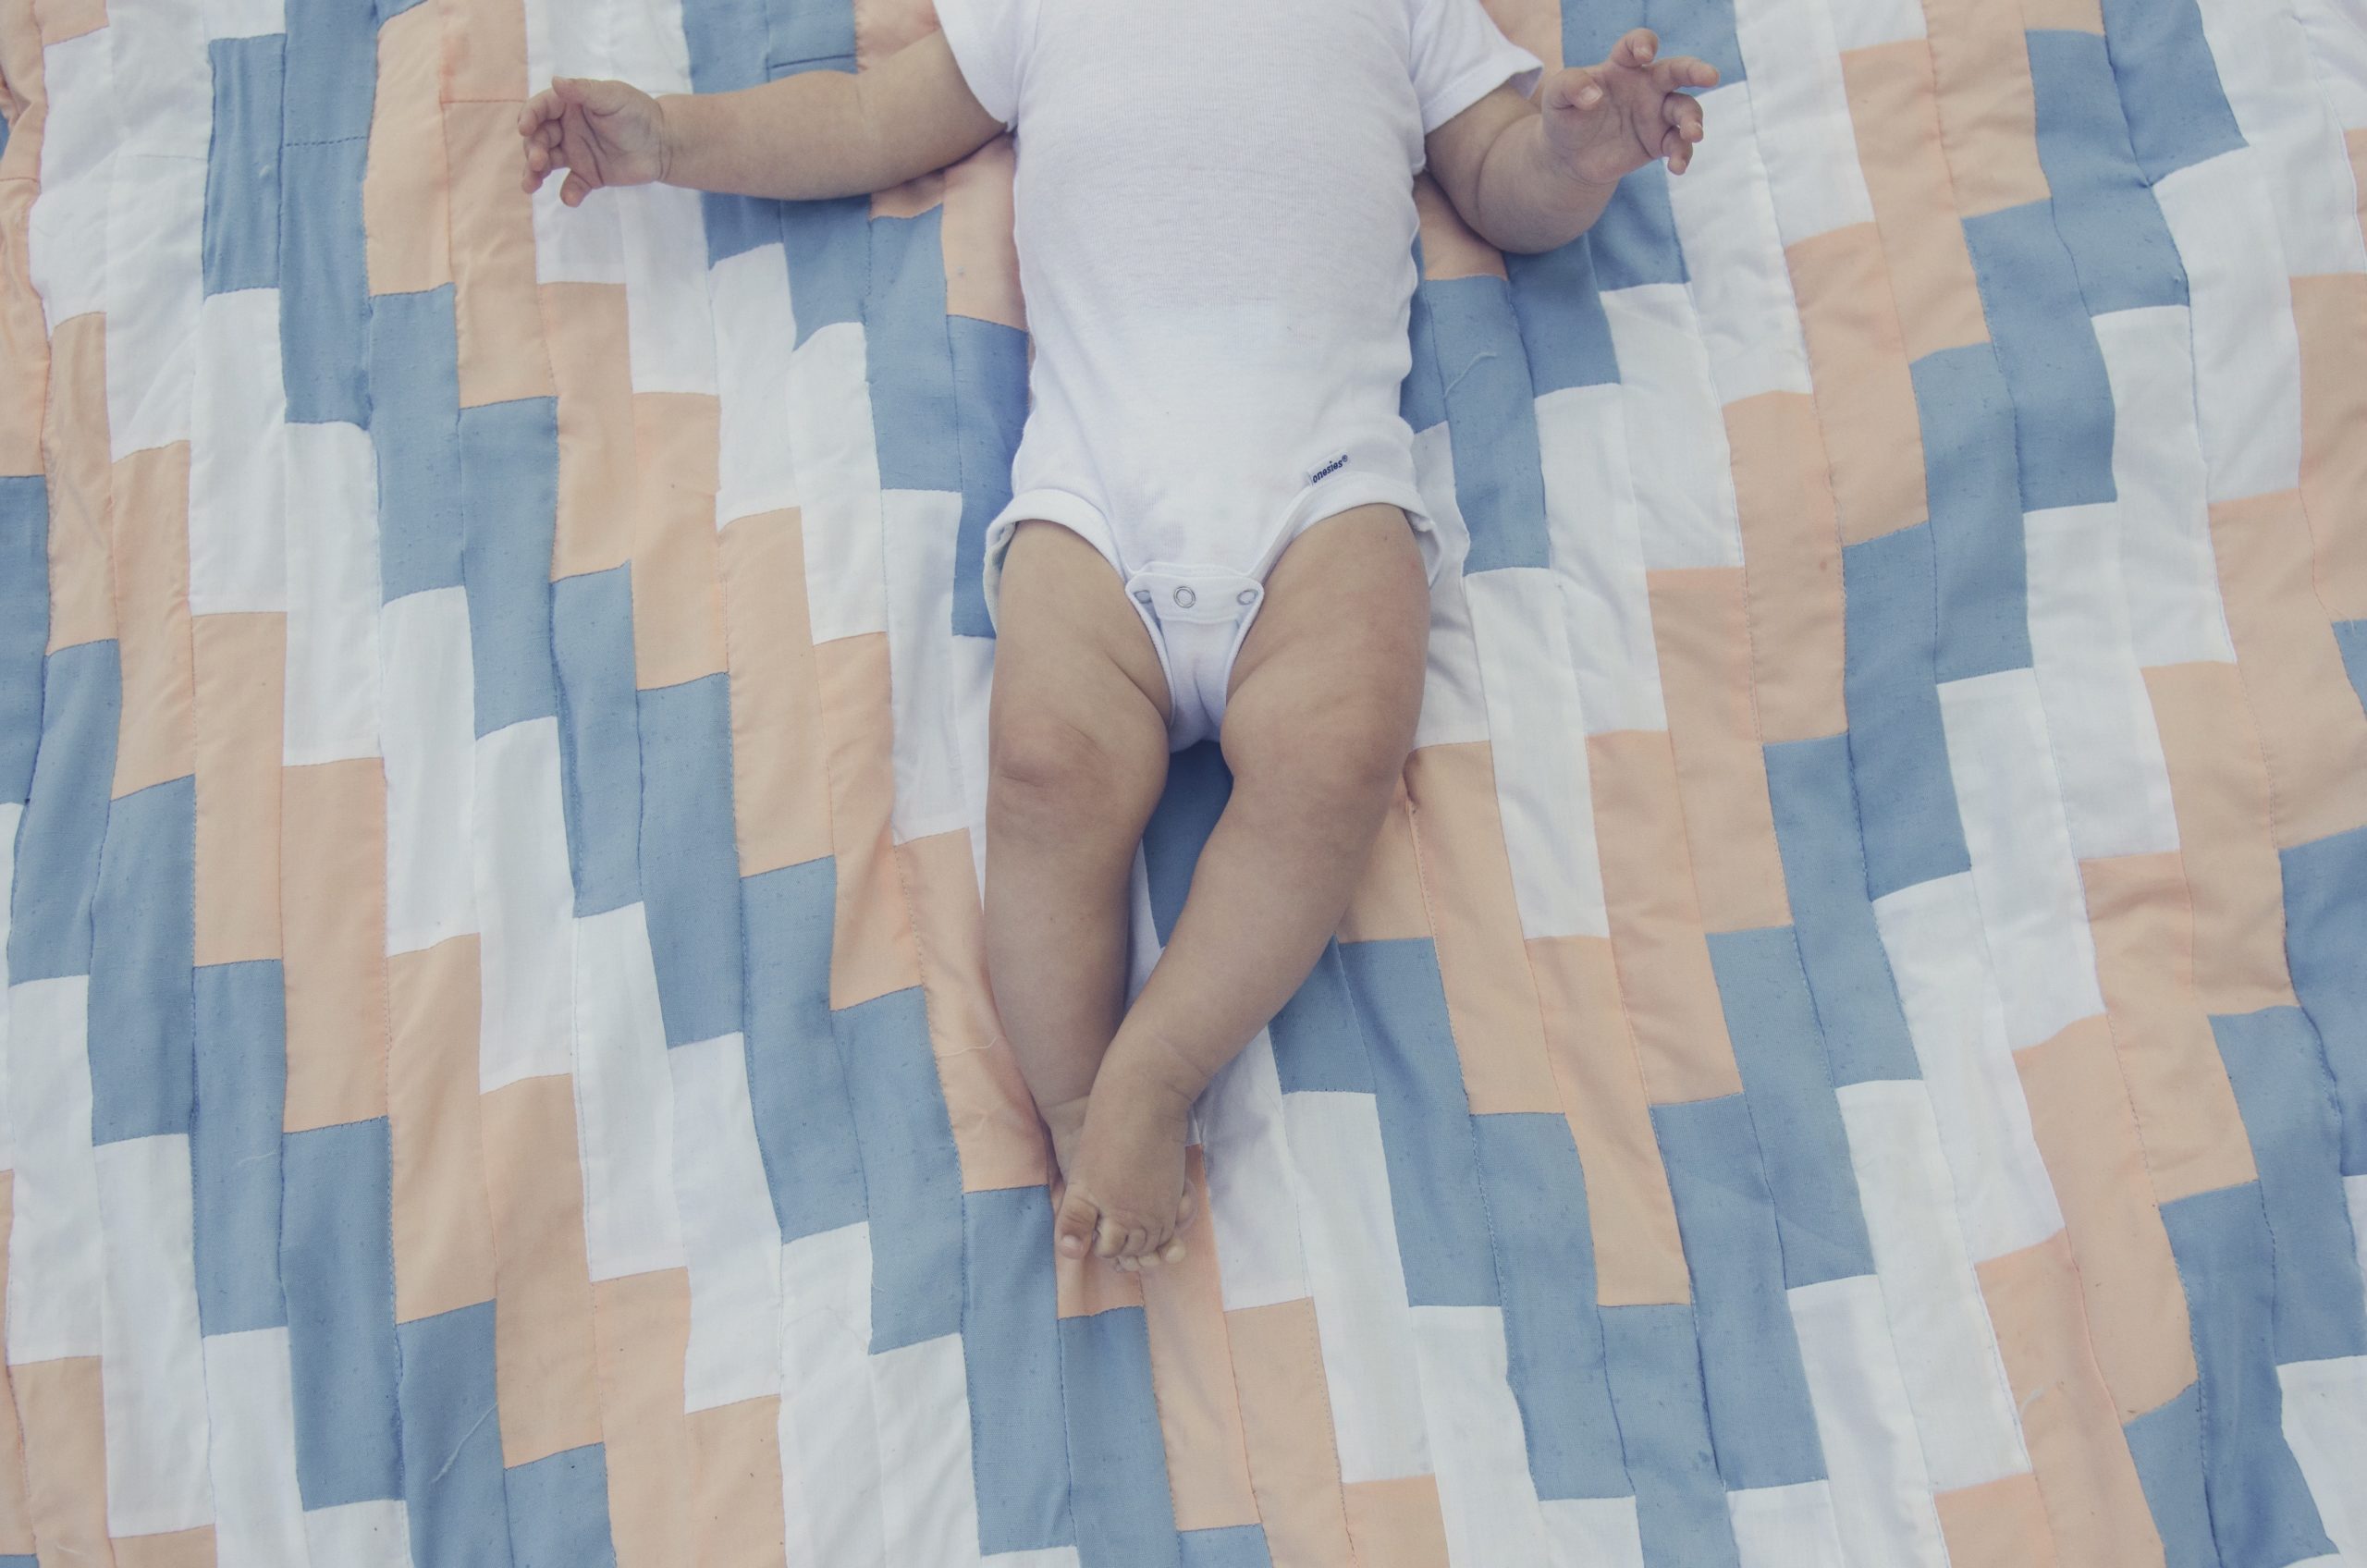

{"left": 991, "top": 520, "right": 1171, "bottom": 755}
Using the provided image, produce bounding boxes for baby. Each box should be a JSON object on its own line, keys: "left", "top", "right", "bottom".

{"left": 521, "top": 1, "right": 1713, "bottom": 1272}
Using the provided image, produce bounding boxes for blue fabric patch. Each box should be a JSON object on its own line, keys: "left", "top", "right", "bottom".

{"left": 1841, "top": 527, "right": 1972, "bottom": 900}
{"left": 1143, "top": 741, "right": 1232, "bottom": 948}
{"left": 202, "top": 35, "right": 284, "bottom": 295}
{"left": 2282, "top": 824, "right": 2367, "bottom": 1176}
{"left": 1429, "top": 275, "right": 1552, "bottom": 571}
{"left": 1600, "top": 1303, "right": 1745, "bottom": 1568}
{"left": 638, "top": 674, "right": 744, "bottom": 1047}
{"left": 1338, "top": 939, "right": 1502, "bottom": 1308}
{"left": 283, "top": 0, "right": 377, "bottom": 145}
{"left": 1590, "top": 167, "right": 1687, "bottom": 292}
{"left": 1506, "top": 241, "right": 1622, "bottom": 398}
{"left": 782, "top": 197, "right": 871, "bottom": 346}
{"left": 0, "top": 475, "right": 45, "bottom": 804}
{"left": 2026, "top": 31, "right": 2189, "bottom": 313}
{"left": 8, "top": 641, "right": 119, "bottom": 984}
{"left": 370, "top": 287, "right": 467, "bottom": 601}
{"left": 683, "top": 0, "right": 770, "bottom": 94}
{"left": 2209, "top": 1008, "right": 2367, "bottom": 1359}
{"left": 283, "top": 1118, "right": 403, "bottom": 1510}
{"left": 505, "top": 1445, "right": 619, "bottom": 1568}
{"left": 833, "top": 987, "right": 966, "bottom": 1353}
{"left": 88, "top": 776, "right": 197, "bottom": 1145}
{"left": 1761, "top": 735, "right": 1922, "bottom": 1087}
{"left": 1708, "top": 927, "right": 1878, "bottom": 1288}
{"left": 1641, "top": 0, "right": 1746, "bottom": 89}
{"left": 1402, "top": 277, "right": 1448, "bottom": 434}
{"left": 2160, "top": 1182, "right": 2339, "bottom": 1566}
{"left": 963, "top": 1187, "right": 1076, "bottom": 1555}
{"left": 460, "top": 398, "right": 561, "bottom": 737}
{"left": 1652, "top": 1095, "right": 1830, "bottom": 1491}
{"left": 1961, "top": 202, "right": 2118, "bottom": 514}
{"left": 278, "top": 137, "right": 371, "bottom": 427}
{"left": 701, "top": 194, "right": 787, "bottom": 271}
{"left": 867, "top": 208, "right": 962, "bottom": 493}
{"left": 1059, "top": 1307, "right": 1183, "bottom": 1568}
{"left": 1179, "top": 1525, "right": 1275, "bottom": 1568}
{"left": 2123, "top": 1385, "right": 2215, "bottom": 1568}
{"left": 1908, "top": 346, "right": 2033, "bottom": 682}
{"left": 742, "top": 859, "right": 868, "bottom": 1243}
{"left": 950, "top": 314, "right": 1028, "bottom": 639}
{"left": 1269, "top": 943, "right": 1380, "bottom": 1096}
{"left": 2096, "top": 0, "right": 2247, "bottom": 184}
{"left": 192, "top": 961, "right": 290, "bottom": 1336}
{"left": 2335, "top": 619, "right": 2367, "bottom": 714}
{"left": 397, "top": 1303, "right": 517, "bottom": 1568}
{"left": 767, "top": 0, "right": 856, "bottom": 79}
{"left": 551, "top": 568, "right": 644, "bottom": 919}
{"left": 1472, "top": 1112, "right": 1630, "bottom": 1501}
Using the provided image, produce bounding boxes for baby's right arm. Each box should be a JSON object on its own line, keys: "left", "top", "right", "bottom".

{"left": 519, "top": 31, "right": 1001, "bottom": 207}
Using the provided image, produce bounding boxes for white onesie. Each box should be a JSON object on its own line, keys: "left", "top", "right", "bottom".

{"left": 936, "top": 0, "right": 1540, "bottom": 747}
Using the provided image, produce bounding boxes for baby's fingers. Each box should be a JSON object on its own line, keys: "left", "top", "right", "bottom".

{"left": 1613, "top": 27, "right": 1659, "bottom": 68}
{"left": 1663, "top": 92, "right": 1705, "bottom": 144}
{"left": 1664, "top": 127, "right": 1695, "bottom": 175}
{"left": 1651, "top": 53, "right": 1721, "bottom": 92}
{"left": 518, "top": 88, "right": 563, "bottom": 138}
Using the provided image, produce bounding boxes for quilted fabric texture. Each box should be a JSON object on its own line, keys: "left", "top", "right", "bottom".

{"left": 2, "top": 0, "right": 2366, "bottom": 1562}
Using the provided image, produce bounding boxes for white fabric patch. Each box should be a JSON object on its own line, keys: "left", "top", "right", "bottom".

{"left": 301, "top": 1499, "right": 412, "bottom": 1568}
{"left": 2152, "top": 154, "right": 2304, "bottom": 505}
{"left": 1727, "top": 1478, "right": 1850, "bottom": 1568}
{"left": 381, "top": 588, "right": 480, "bottom": 956}
{"left": 1732, "top": 0, "right": 1877, "bottom": 244}
{"left": 2277, "top": 1355, "right": 2367, "bottom": 1563}
{"left": 1542, "top": 1495, "right": 1648, "bottom": 1568}
{"left": 105, "top": 150, "right": 207, "bottom": 459}
{"left": 1284, "top": 1091, "right": 1431, "bottom": 1483}
{"left": 28, "top": 31, "right": 116, "bottom": 331}
{"left": 621, "top": 181, "right": 721, "bottom": 396}
{"left": 1834, "top": 1078, "right": 2033, "bottom": 1492}
{"left": 2191, "top": 0, "right": 2367, "bottom": 276}
{"left": 671, "top": 1032, "right": 786, "bottom": 1412}
{"left": 1412, "top": 423, "right": 1495, "bottom": 750}
{"left": 1201, "top": 1030, "right": 1312, "bottom": 1312}
{"left": 189, "top": 288, "right": 291, "bottom": 616}
{"left": 790, "top": 322, "right": 890, "bottom": 643}
{"left": 202, "top": 0, "right": 285, "bottom": 38}
{"left": 282, "top": 420, "right": 384, "bottom": 766}
{"left": 1536, "top": 384, "right": 1668, "bottom": 737}
{"left": 1409, "top": 1305, "right": 1553, "bottom": 1565}
{"left": 1824, "top": 0, "right": 1926, "bottom": 52}
{"left": 203, "top": 1328, "right": 313, "bottom": 1568}
{"left": 872, "top": 1333, "right": 987, "bottom": 1568}
{"left": 1602, "top": 285, "right": 1746, "bottom": 570}
{"left": 1936, "top": 670, "right": 2111, "bottom": 1049}
{"left": 883, "top": 488, "right": 973, "bottom": 846}
{"left": 779, "top": 1223, "right": 889, "bottom": 1568}
{"left": 472, "top": 717, "right": 579, "bottom": 1091}
{"left": 571, "top": 902, "right": 688, "bottom": 1283}
{"left": 1787, "top": 1274, "right": 1953, "bottom": 1568}
{"left": 6, "top": 975, "right": 104, "bottom": 1363}
{"left": 711, "top": 243, "right": 803, "bottom": 527}
{"left": 1464, "top": 567, "right": 1611, "bottom": 939}
{"left": 1871, "top": 873, "right": 2067, "bottom": 1259}
{"left": 2090, "top": 307, "right": 2236, "bottom": 668}
{"left": 2021, "top": 505, "right": 2182, "bottom": 861}
{"left": 97, "top": 1133, "right": 215, "bottom": 1537}
{"left": 1662, "top": 81, "right": 1815, "bottom": 403}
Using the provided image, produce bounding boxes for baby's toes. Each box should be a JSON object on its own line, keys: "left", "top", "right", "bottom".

{"left": 1054, "top": 1185, "right": 1101, "bottom": 1260}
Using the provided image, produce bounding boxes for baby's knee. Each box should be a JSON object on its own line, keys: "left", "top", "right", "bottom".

{"left": 989, "top": 704, "right": 1164, "bottom": 833}
{"left": 1230, "top": 693, "right": 1410, "bottom": 813}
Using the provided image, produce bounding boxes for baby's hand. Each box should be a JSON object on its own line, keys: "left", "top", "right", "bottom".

{"left": 1540, "top": 30, "right": 1718, "bottom": 185}
{"left": 519, "top": 78, "right": 669, "bottom": 206}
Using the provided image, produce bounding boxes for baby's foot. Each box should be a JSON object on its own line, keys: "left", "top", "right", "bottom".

{"left": 1053, "top": 1069, "right": 1198, "bottom": 1270}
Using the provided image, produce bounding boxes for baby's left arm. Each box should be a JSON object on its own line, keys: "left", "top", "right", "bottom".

{"left": 1428, "top": 29, "right": 1716, "bottom": 255}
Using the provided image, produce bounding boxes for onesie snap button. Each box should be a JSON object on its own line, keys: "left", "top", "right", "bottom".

{"left": 1236, "top": 588, "right": 1258, "bottom": 606}
{"left": 1172, "top": 586, "right": 1197, "bottom": 608}
{"left": 1134, "top": 590, "right": 1154, "bottom": 606}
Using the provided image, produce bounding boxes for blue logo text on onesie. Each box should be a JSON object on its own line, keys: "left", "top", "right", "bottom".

{"left": 1309, "top": 453, "right": 1349, "bottom": 484}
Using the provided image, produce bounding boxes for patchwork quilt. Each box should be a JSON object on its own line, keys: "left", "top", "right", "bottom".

{"left": 1, "top": 0, "right": 2365, "bottom": 1562}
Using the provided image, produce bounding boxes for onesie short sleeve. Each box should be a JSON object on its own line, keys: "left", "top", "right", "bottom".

{"left": 1405, "top": 0, "right": 1545, "bottom": 134}
{"left": 933, "top": 0, "right": 1036, "bottom": 127}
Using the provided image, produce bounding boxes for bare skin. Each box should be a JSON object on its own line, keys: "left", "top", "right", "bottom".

{"left": 520, "top": 25, "right": 1716, "bottom": 1268}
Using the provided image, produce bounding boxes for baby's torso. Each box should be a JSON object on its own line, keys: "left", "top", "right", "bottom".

{"left": 1004, "top": 0, "right": 1434, "bottom": 561}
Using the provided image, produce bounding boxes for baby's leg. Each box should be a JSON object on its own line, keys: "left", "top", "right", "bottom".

{"left": 985, "top": 521, "right": 1173, "bottom": 1176}
{"left": 1060, "top": 506, "right": 1429, "bottom": 1266}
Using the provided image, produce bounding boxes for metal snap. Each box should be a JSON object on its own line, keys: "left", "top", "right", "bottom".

{"left": 1236, "top": 588, "right": 1259, "bottom": 606}
{"left": 1133, "top": 589, "right": 1154, "bottom": 605}
{"left": 1172, "top": 585, "right": 1197, "bottom": 608}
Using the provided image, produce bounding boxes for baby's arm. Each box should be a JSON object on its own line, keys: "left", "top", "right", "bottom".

{"left": 1427, "top": 29, "right": 1716, "bottom": 255}
{"left": 519, "top": 31, "right": 1001, "bottom": 206}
